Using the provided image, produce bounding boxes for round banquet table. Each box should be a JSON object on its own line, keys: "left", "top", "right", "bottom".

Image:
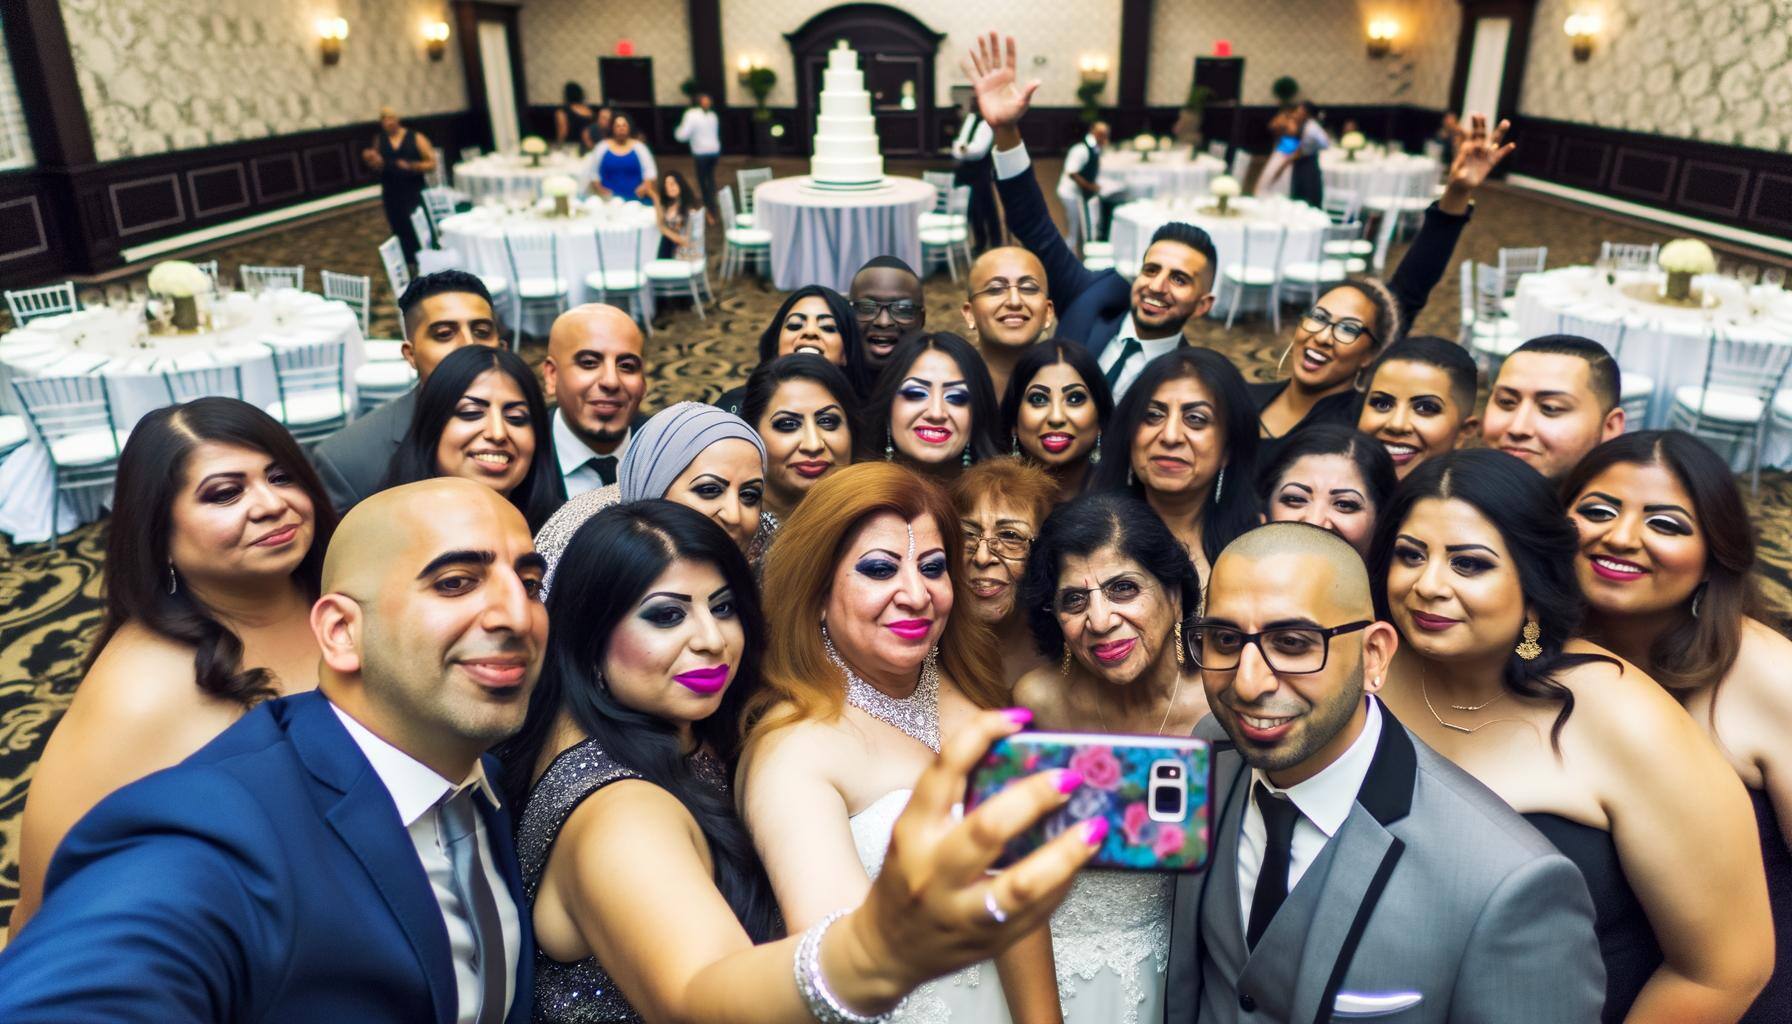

{"left": 437, "top": 198, "right": 661, "bottom": 333}
{"left": 1109, "top": 195, "right": 1333, "bottom": 304}
{"left": 453, "top": 151, "right": 588, "bottom": 201}
{"left": 752, "top": 176, "right": 936, "bottom": 293}
{"left": 1320, "top": 150, "right": 1440, "bottom": 202}
{"left": 1097, "top": 150, "right": 1227, "bottom": 199}
{"left": 1514, "top": 266, "right": 1792, "bottom": 465}
{"left": 0, "top": 290, "right": 366, "bottom": 542}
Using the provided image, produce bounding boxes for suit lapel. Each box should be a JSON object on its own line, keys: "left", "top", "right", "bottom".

{"left": 477, "top": 753, "right": 535, "bottom": 1024}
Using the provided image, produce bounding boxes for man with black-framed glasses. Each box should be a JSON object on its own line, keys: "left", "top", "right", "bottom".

{"left": 849, "top": 256, "right": 928, "bottom": 371}
{"left": 1164, "top": 522, "right": 1603, "bottom": 1023}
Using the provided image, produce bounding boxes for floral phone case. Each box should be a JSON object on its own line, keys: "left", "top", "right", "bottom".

{"left": 964, "top": 731, "right": 1211, "bottom": 872}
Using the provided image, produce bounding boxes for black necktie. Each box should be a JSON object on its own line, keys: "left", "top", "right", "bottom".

{"left": 1104, "top": 338, "right": 1142, "bottom": 388}
{"left": 590, "top": 455, "right": 618, "bottom": 486}
{"left": 1246, "top": 781, "right": 1300, "bottom": 950}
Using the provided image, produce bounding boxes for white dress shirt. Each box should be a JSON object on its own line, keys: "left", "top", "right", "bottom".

{"left": 674, "top": 107, "right": 721, "bottom": 156}
{"left": 331, "top": 704, "right": 522, "bottom": 1024}
{"left": 1095, "top": 315, "right": 1181, "bottom": 402}
{"left": 952, "top": 115, "right": 994, "bottom": 163}
{"left": 1236, "top": 697, "right": 1383, "bottom": 932}
{"left": 554, "top": 408, "right": 631, "bottom": 498}
{"left": 1058, "top": 134, "right": 1101, "bottom": 200}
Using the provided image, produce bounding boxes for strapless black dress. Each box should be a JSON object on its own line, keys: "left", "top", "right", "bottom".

{"left": 1524, "top": 813, "right": 1662, "bottom": 1024}
{"left": 1743, "top": 787, "right": 1791, "bottom": 1023}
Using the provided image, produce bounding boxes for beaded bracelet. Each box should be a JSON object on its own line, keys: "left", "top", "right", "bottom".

{"left": 794, "top": 908, "right": 905, "bottom": 1024}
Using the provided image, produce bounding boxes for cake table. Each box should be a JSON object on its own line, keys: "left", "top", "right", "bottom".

{"left": 752, "top": 177, "right": 937, "bottom": 292}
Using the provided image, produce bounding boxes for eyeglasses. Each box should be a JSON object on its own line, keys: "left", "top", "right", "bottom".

{"left": 1187, "top": 620, "right": 1372, "bottom": 674}
{"left": 1050, "top": 576, "right": 1151, "bottom": 616}
{"left": 851, "top": 298, "right": 923, "bottom": 324}
{"left": 972, "top": 280, "right": 1044, "bottom": 303}
{"left": 1299, "top": 307, "right": 1375, "bottom": 345}
{"left": 963, "top": 528, "right": 1032, "bottom": 561}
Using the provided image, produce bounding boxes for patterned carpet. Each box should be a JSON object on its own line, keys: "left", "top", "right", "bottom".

{"left": 1, "top": 156, "right": 1789, "bottom": 927}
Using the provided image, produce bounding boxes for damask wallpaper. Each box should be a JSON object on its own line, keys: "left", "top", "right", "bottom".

{"left": 1519, "top": 0, "right": 1791, "bottom": 153}
{"left": 60, "top": 0, "right": 468, "bottom": 163}
{"left": 520, "top": 0, "right": 692, "bottom": 108}
{"left": 1145, "top": 0, "right": 1461, "bottom": 109}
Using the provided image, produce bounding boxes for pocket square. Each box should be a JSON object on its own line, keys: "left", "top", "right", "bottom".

{"left": 1332, "top": 990, "right": 1423, "bottom": 1018}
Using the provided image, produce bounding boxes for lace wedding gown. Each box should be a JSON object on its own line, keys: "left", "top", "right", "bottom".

{"left": 849, "top": 790, "right": 1014, "bottom": 1024}
{"left": 1050, "top": 870, "right": 1173, "bottom": 1024}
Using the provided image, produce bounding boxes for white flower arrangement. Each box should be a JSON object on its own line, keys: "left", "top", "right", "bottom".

{"left": 540, "top": 175, "right": 578, "bottom": 198}
{"left": 1340, "top": 131, "right": 1367, "bottom": 152}
{"left": 1133, "top": 134, "right": 1159, "bottom": 153}
{"left": 146, "top": 260, "right": 210, "bottom": 298}
{"left": 520, "top": 136, "right": 548, "bottom": 155}
{"left": 1210, "top": 175, "right": 1241, "bottom": 198}
{"left": 1659, "top": 238, "right": 1716, "bottom": 275}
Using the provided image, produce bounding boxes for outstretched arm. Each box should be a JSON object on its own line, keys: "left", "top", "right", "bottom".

{"left": 1385, "top": 114, "right": 1514, "bottom": 327}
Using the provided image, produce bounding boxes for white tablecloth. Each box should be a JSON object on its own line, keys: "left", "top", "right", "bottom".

{"left": 1320, "top": 150, "right": 1440, "bottom": 202}
{"left": 753, "top": 176, "right": 937, "bottom": 292}
{"left": 1515, "top": 266, "right": 1792, "bottom": 464}
{"left": 1110, "top": 195, "right": 1333, "bottom": 282}
{"left": 1098, "top": 151, "right": 1227, "bottom": 199}
{"left": 0, "top": 290, "right": 366, "bottom": 541}
{"left": 453, "top": 152, "right": 588, "bottom": 201}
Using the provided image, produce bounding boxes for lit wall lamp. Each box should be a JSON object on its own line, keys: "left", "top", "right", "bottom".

{"left": 1564, "top": 11, "right": 1602, "bottom": 62}
{"left": 736, "top": 55, "right": 765, "bottom": 84}
{"left": 316, "top": 17, "right": 348, "bottom": 65}
{"left": 423, "top": 21, "right": 450, "bottom": 62}
{"left": 1077, "top": 55, "right": 1111, "bottom": 88}
{"left": 1366, "top": 18, "right": 1399, "bottom": 58}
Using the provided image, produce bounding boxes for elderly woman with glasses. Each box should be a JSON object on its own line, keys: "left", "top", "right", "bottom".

{"left": 950, "top": 459, "right": 1058, "bottom": 686}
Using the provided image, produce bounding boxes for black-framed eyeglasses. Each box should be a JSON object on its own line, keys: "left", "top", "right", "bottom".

{"left": 1049, "top": 576, "right": 1152, "bottom": 616}
{"left": 963, "top": 527, "right": 1033, "bottom": 561}
{"left": 851, "top": 298, "right": 923, "bottom": 324}
{"left": 972, "top": 280, "right": 1044, "bottom": 303}
{"left": 1299, "top": 307, "right": 1375, "bottom": 345}
{"left": 1187, "top": 620, "right": 1372, "bottom": 673}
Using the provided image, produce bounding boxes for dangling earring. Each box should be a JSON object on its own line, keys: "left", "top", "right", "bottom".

{"left": 962, "top": 444, "right": 974, "bottom": 468}
{"left": 1174, "top": 620, "right": 1185, "bottom": 666}
{"left": 1214, "top": 466, "right": 1225, "bottom": 503}
{"left": 1690, "top": 582, "right": 1707, "bottom": 619}
{"left": 1059, "top": 646, "right": 1073, "bottom": 676}
{"left": 884, "top": 426, "right": 894, "bottom": 461}
{"left": 1275, "top": 343, "right": 1292, "bottom": 376}
{"left": 1514, "top": 620, "right": 1542, "bottom": 661}
{"left": 1126, "top": 465, "right": 1135, "bottom": 487}
{"left": 1090, "top": 431, "right": 1102, "bottom": 465}
{"left": 166, "top": 561, "right": 178, "bottom": 595}
{"left": 1011, "top": 433, "right": 1020, "bottom": 457}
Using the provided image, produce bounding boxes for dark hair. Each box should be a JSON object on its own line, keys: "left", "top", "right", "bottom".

{"left": 1368, "top": 449, "right": 1619, "bottom": 749}
{"left": 658, "top": 170, "right": 700, "bottom": 219}
{"left": 1145, "top": 222, "right": 1219, "bottom": 292}
{"left": 999, "top": 338, "right": 1114, "bottom": 443}
{"left": 1365, "top": 334, "right": 1479, "bottom": 414}
{"left": 1088, "top": 347, "right": 1260, "bottom": 565}
{"left": 740, "top": 353, "right": 864, "bottom": 460}
{"left": 855, "top": 255, "right": 919, "bottom": 279}
{"left": 563, "top": 81, "right": 585, "bottom": 105}
{"left": 1559, "top": 430, "right": 1758, "bottom": 693}
{"left": 497, "top": 501, "right": 777, "bottom": 941}
{"left": 754, "top": 285, "right": 872, "bottom": 395}
{"left": 399, "top": 270, "right": 494, "bottom": 337}
{"left": 866, "top": 332, "right": 1004, "bottom": 466}
{"left": 610, "top": 112, "right": 633, "bottom": 138}
{"left": 384, "top": 345, "right": 565, "bottom": 532}
{"left": 1020, "top": 492, "right": 1203, "bottom": 661}
{"left": 1323, "top": 278, "right": 1403, "bottom": 350}
{"left": 1509, "top": 334, "right": 1621, "bottom": 413}
{"left": 1254, "top": 423, "right": 1396, "bottom": 517}
{"left": 91, "top": 398, "right": 337, "bottom": 705}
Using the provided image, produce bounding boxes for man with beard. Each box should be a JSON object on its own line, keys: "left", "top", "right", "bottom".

{"left": 542, "top": 304, "right": 648, "bottom": 496}
{"left": 849, "top": 255, "right": 926, "bottom": 373}
{"left": 1167, "top": 522, "right": 1603, "bottom": 1023}
{"left": 959, "top": 246, "right": 1054, "bottom": 397}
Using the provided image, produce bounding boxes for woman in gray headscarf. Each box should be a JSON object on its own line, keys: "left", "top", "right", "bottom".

{"left": 535, "top": 402, "right": 771, "bottom": 596}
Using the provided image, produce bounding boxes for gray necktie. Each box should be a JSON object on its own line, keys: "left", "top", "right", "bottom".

{"left": 441, "top": 786, "right": 508, "bottom": 1024}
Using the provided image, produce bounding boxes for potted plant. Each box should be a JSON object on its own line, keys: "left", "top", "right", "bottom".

{"left": 541, "top": 175, "right": 579, "bottom": 217}
{"left": 1210, "top": 175, "right": 1240, "bottom": 216}
{"left": 148, "top": 260, "right": 210, "bottom": 331}
{"left": 520, "top": 135, "right": 547, "bottom": 167}
{"left": 1272, "top": 76, "right": 1300, "bottom": 105}
{"left": 1175, "top": 83, "right": 1213, "bottom": 151}
{"left": 1658, "top": 238, "right": 1716, "bottom": 302}
{"left": 1340, "top": 131, "right": 1367, "bottom": 161}
{"left": 1076, "top": 77, "right": 1105, "bottom": 125}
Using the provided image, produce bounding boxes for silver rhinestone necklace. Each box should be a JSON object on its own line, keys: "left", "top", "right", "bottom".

{"left": 823, "top": 624, "right": 940, "bottom": 752}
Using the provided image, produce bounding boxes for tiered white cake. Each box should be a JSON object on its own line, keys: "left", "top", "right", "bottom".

{"left": 810, "top": 41, "right": 885, "bottom": 190}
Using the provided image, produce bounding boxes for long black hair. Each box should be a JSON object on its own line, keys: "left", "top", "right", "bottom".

{"left": 755, "top": 285, "right": 872, "bottom": 397}
{"left": 999, "top": 338, "right": 1115, "bottom": 448}
{"left": 92, "top": 397, "right": 337, "bottom": 705}
{"left": 384, "top": 344, "right": 564, "bottom": 532}
{"left": 740, "top": 353, "right": 865, "bottom": 461}
{"left": 1254, "top": 423, "right": 1396, "bottom": 517}
{"left": 658, "top": 169, "right": 700, "bottom": 219}
{"left": 1019, "top": 491, "right": 1202, "bottom": 662}
{"left": 1368, "top": 448, "right": 1618, "bottom": 749}
{"left": 1087, "top": 347, "right": 1260, "bottom": 565}
{"left": 865, "top": 331, "right": 1004, "bottom": 468}
{"left": 498, "top": 500, "right": 777, "bottom": 940}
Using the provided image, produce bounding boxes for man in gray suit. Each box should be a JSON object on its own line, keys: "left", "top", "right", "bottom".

{"left": 311, "top": 270, "right": 501, "bottom": 513}
{"left": 1168, "top": 523, "right": 1604, "bottom": 1023}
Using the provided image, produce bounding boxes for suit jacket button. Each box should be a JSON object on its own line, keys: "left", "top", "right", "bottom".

{"left": 1239, "top": 992, "right": 1257, "bottom": 1013}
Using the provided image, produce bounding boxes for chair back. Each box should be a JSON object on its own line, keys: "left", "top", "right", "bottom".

{"left": 1237, "top": 222, "right": 1288, "bottom": 275}
{"left": 737, "top": 167, "right": 773, "bottom": 211}
{"left": 1600, "top": 241, "right": 1660, "bottom": 272}
{"left": 269, "top": 338, "right": 348, "bottom": 404}
{"left": 1315, "top": 222, "right": 1360, "bottom": 264}
{"left": 1322, "top": 190, "right": 1363, "bottom": 225}
{"left": 411, "top": 205, "right": 437, "bottom": 250}
{"left": 239, "top": 264, "right": 305, "bottom": 293}
{"left": 923, "top": 170, "right": 955, "bottom": 211}
{"left": 7, "top": 282, "right": 80, "bottom": 325}
{"left": 320, "top": 271, "right": 372, "bottom": 334}
{"left": 1457, "top": 260, "right": 1475, "bottom": 339}
{"left": 162, "top": 361, "right": 246, "bottom": 403}
{"left": 459, "top": 146, "right": 483, "bottom": 163}
{"left": 378, "top": 236, "right": 410, "bottom": 300}
{"left": 1762, "top": 266, "right": 1786, "bottom": 289}
{"left": 1692, "top": 328, "right": 1792, "bottom": 408}
{"left": 717, "top": 185, "right": 741, "bottom": 232}
{"left": 1496, "top": 246, "right": 1547, "bottom": 293}
{"left": 12, "top": 374, "right": 118, "bottom": 451}
{"left": 1472, "top": 263, "right": 1507, "bottom": 323}
{"left": 503, "top": 231, "right": 559, "bottom": 281}
{"left": 946, "top": 185, "right": 971, "bottom": 219}
{"left": 1559, "top": 309, "right": 1628, "bottom": 358}
{"left": 192, "top": 260, "right": 221, "bottom": 292}
{"left": 683, "top": 210, "right": 708, "bottom": 261}
{"left": 422, "top": 187, "right": 459, "bottom": 227}
{"left": 1206, "top": 141, "right": 1228, "bottom": 161}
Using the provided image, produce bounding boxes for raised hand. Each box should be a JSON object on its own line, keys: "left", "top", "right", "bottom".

{"left": 1442, "top": 113, "right": 1515, "bottom": 212}
{"left": 959, "top": 32, "right": 1040, "bottom": 131}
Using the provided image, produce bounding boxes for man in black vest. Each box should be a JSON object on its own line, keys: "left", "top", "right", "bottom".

{"left": 1057, "top": 120, "right": 1111, "bottom": 251}
{"left": 951, "top": 94, "right": 1000, "bottom": 251}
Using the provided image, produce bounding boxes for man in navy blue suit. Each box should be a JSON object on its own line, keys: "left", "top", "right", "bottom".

{"left": 0, "top": 478, "right": 545, "bottom": 1023}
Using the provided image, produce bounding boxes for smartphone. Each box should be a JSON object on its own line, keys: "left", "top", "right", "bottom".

{"left": 964, "top": 731, "right": 1211, "bottom": 872}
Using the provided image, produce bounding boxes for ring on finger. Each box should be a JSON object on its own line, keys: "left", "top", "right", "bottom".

{"left": 984, "top": 889, "right": 1009, "bottom": 925}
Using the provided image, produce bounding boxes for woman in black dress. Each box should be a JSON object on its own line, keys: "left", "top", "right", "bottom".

{"left": 362, "top": 106, "right": 436, "bottom": 262}
{"left": 555, "top": 82, "right": 597, "bottom": 152}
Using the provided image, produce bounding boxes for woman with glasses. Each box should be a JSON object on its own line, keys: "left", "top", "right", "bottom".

{"left": 1012, "top": 490, "right": 1207, "bottom": 1024}
{"left": 865, "top": 333, "right": 1004, "bottom": 480}
{"left": 1000, "top": 340, "right": 1114, "bottom": 500}
{"left": 1369, "top": 449, "right": 1772, "bottom": 1023}
{"left": 951, "top": 459, "right": 1058, "bottom": 686}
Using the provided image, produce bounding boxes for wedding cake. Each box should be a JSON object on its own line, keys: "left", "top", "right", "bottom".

{"left": 809, "top": 41, "right": 886, "bottom": 191}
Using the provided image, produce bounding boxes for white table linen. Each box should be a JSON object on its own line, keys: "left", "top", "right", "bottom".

{"left": 752, "top": 176, "right": 936, "bottom": 292}
{"left": 1110, "top": 194, "right": 1333, "bottom": 280}
{"left": 1320, "top": 150, "right": 1440, "bottom": 203}
{"left": 453, "top": 152, "right": 588, "bottom": 202}
{"left": 1097, "top": 151, "right": 1226, "bottom": 199}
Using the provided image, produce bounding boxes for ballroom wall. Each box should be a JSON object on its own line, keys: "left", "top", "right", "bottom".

{"left": 58, "top": 0, "right": 467, "bottom": 162}
{"left": 520, "top": 0, "right": 691, "bottom": 109}
{"left": 1518, "top": 0, "right": 1792, "bottom": 154}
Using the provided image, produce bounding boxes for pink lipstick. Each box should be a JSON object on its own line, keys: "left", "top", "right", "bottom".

{"left": 886, "top": 618, "right": 932, "bottom": 640}
{"left": 674, "top": 665, "right": 730, "bottom": 695}
{"left": 1092, "top": 638, "right": 1136, "bottom": 663}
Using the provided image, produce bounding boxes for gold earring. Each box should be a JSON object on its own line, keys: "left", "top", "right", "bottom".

{"left": 1515, "top": 620, "right": 1542, "bottom": 661}
{"left": 1174, "top": 620, "right": 1185, "bottom": 666}
{"left": 1060, "top": 647, "right": 1073, "bottom": 675}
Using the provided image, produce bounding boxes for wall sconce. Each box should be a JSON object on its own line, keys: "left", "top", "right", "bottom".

{"left": 1563, "top": 12, "right": 1602, "bottom": 62}
{"left": 1077, "top": 55, "right": 1111, "bottom": 88}
{"left": 1366, "top": 18, "right": 1399, "bottom": 58}
{"left": 423, "top": 21, "right": 450, "bottom": 62}
{"left": 736, "top": 55, "right": 764, "bottom": 84}
{"left": 316, "top": 17, "right": 348, "bottom": 65}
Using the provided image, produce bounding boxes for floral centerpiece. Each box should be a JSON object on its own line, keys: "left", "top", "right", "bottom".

{"left": 146, "top": 260, "right": 210, "bottom": 331}
{"left": 520, "top": 135, "right": 548, "bottom": 167}
{"left": 1134, "top": 133, "right": 1159, "bottom": 162}
{"left": 1658, "top": 238, "right": 1716, "bottom": 301}
{"left": 1340, "top": 131, "right": 1367, "bottom": 162}
{"left": 1210, "top": 174, "right": 1241, "bottom": 215}
{"left": 541, "top": 174, "right": 579, "bottom": 217}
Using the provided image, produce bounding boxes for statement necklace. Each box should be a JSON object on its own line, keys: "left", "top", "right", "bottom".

{"left": 823, "top": 623, "right": 940, "bottom": 752}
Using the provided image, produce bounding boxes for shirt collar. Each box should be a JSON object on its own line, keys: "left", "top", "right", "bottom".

{"left": 330, "top": 702, "right": 502, "bottom": 826}
{"left": 554, "top": 407, "right": 630, "bottom": 477}
{"left": 1115, "top": 314, "right": 1182, "bottom": 359}
{"left": 1252, "top": 697, "right": 1382, "bottom": 839}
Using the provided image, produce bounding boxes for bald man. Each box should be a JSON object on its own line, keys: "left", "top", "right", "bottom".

{"left": 542, "top": 303, "right": 647, "bottom": 496}
{"left": 960, "top": 246, "right": 1055, "bottom": 397}
{"left": 1164, "top": 522, "right": 1603, "bottom": 1023}
{"left": 0, "top": 479, "right": 544, "bottom": 1024}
